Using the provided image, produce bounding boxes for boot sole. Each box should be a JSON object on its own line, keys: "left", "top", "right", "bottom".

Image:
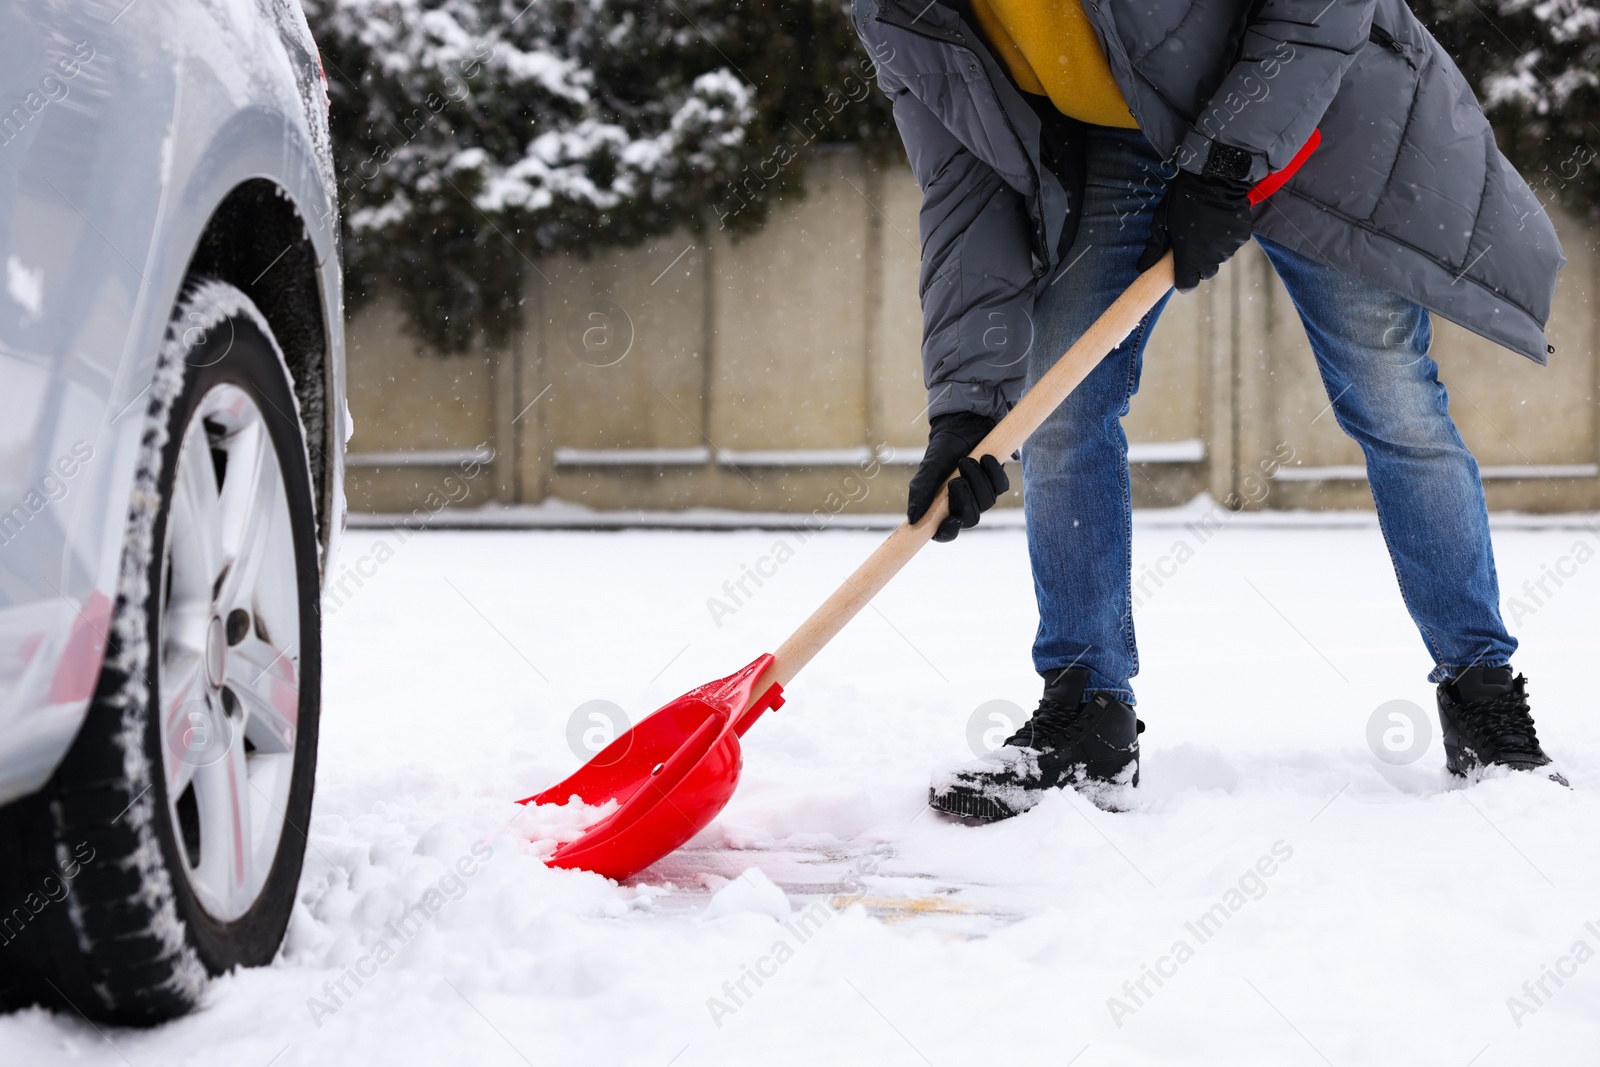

{"left": 1444, "top": 743, "right": 1569, "bottom": 787}
{"left": 927, "top": 788, "right": 1021, "bottom": 822}
{"left": 928, "top": 749, "right": 1139, "bottom": 822}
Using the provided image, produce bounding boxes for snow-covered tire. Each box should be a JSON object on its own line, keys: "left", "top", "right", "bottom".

{"left": 0, "top": 281, "right": 322, "bottom": 1024}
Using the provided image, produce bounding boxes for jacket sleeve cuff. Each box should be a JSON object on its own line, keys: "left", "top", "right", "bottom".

{"left": 925, "top": 379, "right": 1019, "bottom": 423}
{"left": 1177, "top": 128, "right": 1269, "bottom": 184}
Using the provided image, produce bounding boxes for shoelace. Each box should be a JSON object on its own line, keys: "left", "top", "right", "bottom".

{"left": 1454, "top": 683, "right": 1543, "bottom": 759}
{"left": 1005, "top": 699, "right": 1093, "bottom": 751}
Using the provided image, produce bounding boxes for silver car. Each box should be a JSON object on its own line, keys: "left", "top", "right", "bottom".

{"left": 0, "top": 0, "right": 345, "bottom": 1023}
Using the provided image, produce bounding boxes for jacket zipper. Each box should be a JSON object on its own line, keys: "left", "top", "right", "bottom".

{"left": 972, "top": 56, "right": 1049, "bottom": 275}
{"left": 876, "top": 7, "right": 1051, "bottom": 275}
{"left": 1078, "top": 4, "right": 1175, "bottom": 144}
{"left": 1369, "top": 25, "right": 1417, "bottom": 69}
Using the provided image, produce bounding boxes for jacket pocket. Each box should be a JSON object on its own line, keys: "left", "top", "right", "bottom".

{"left": 1281, "top": 26, "right": 1419, "bottom": 223}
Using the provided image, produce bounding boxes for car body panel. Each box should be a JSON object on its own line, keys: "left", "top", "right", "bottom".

{"left": 0, "top": 0, "right": 344, "bottom": 805}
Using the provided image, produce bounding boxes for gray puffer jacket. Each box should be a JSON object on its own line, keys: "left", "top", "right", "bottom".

{"left": 853, "top": 0, "right": 1565, "bottom": 421}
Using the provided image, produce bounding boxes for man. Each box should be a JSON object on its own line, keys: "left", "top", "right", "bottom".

{"left": 853, "top": 0, "right": 1568, "bottom": 819}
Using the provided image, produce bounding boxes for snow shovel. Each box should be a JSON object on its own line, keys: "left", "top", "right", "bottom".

{"left": 521, "top": 252, "right": 1176, "bottom": 880}
{"left": 522, "top": 128, "right": 1323, "bottom": 882}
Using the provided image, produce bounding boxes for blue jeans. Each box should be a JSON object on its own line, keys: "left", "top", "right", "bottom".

{"left": 1023, "top": 126, "right": 1516, "bottom": 700}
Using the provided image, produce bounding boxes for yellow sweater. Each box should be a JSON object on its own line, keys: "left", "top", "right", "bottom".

{"left": 969, "top": 0, "right": 1138, "bottom": 129}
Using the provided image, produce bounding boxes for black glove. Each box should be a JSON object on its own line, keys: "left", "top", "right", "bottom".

{"left": 1136, "top": 160, "right": 1254, "bottom": 293}
{"left": 908, "top": 412, "right": 1010, "bottom": 543}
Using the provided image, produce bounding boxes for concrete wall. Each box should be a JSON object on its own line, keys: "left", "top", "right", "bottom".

{"left": 345, "top": 148, "right": 1600, "bottom": 517}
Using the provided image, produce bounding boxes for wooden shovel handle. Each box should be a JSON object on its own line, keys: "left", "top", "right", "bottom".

{"left": 746, "top": 251, "right": 1175, "bottom": 710}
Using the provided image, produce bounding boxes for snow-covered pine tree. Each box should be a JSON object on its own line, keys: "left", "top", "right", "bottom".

{"left": 306, "top": 0, "right": 1594, "bottom": 355}
{"left": 1422, "top": 0, "right": 1600, "bottom": 219}
{"left": 304, "top": 0, "right": 892, "bottom": 352}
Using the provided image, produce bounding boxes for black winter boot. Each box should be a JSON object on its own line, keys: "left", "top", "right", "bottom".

{"left": 1437, "top": 666, "right": 1567, "bottom": 786}
{"left": 929, "top": 667, "right": 1143, "bottom": 821}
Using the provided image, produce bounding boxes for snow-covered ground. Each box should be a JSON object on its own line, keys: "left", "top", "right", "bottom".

{"left": 6, "top": 515, "right": 1600, "bottom": 1065}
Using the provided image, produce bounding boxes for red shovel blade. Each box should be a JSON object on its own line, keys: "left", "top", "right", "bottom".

{"left": 520, "top": 654, "right": 785, "bottom": 881}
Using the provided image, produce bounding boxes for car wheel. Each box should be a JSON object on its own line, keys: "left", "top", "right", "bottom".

{"left": 0, "top": 279, "right": 322, "bottom": 1024}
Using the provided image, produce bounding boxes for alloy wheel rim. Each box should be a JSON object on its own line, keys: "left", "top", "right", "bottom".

{"left": 157, "top": 382, "right": 301, "bottom": 922}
